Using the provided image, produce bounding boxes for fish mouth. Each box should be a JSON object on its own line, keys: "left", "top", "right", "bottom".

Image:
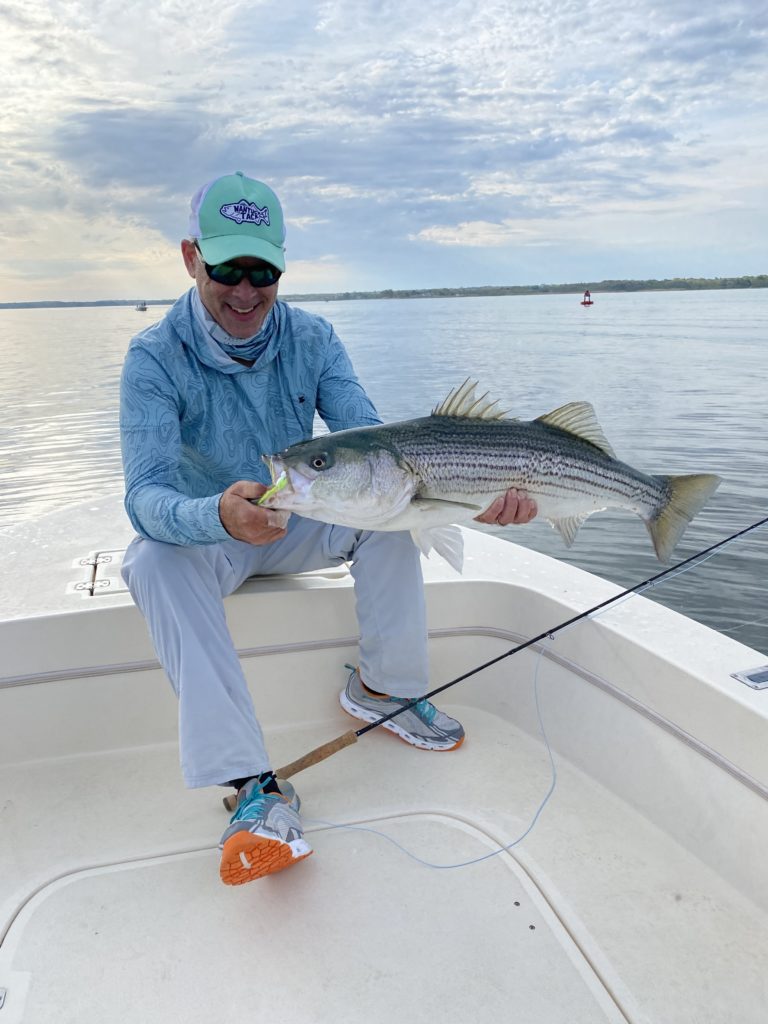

{"left": 263, "top": 455, "right": 285, "bottom": 486}
{"left": 259, "top": 456, "right": 317, "bottom": 506}
{"left": 258, "top": 456, "right": 289, "bottom": 505}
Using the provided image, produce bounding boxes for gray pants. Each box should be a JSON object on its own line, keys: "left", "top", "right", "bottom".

{"left": 121, "top": 515, "right": 428, "bottom": 788}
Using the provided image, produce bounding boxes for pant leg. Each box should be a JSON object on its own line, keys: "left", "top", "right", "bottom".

{"left": 242, "top": 516, "right": 429, "bottom": 698}
{"left": 122, "top": 516, "right": 429, "bottom": 788}
{"left": 121, "top": 536, "right": 272, "bottom": 788}
{"left": 347, "top": 530, "right": 429, "bottom": 698}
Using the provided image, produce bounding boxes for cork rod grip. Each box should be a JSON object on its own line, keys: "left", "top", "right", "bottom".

{"left": 276, "top": 729, "right": 358, "bottom": 779}
{"left": 222, "top": 729, "right": 359, "bottom": 812}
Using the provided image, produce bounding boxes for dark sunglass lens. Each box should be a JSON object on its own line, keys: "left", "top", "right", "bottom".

{"left": 207, "top": 263, "right": 244, "bottom": 286}
{"left": 248, "top": 266, "right": 281, "bottom": 287}
{"left": 203, "top": 257, "right": 280, "bottom": 287}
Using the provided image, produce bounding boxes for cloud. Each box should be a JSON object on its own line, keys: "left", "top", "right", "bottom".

{"left": 52, "top": 104, "right": 217, "bottom": 189}
{"left": 0, "top": 0, "right": 765, "bottom": 300}
{"left": 412, "top": 221, "right": 543, "bottom": 248}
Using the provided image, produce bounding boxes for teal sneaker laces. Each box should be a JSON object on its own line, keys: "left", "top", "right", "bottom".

{"left": 230, "top": 780, "right": 276, "bottom": 823}
{"left": 412, "top": 698, "right": 437, "bottom": 725}
{"left": 345, "top": 663, "right": 438, "bottom": 724}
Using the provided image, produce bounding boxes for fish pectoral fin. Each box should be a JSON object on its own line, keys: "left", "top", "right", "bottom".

{"left": 549, "top": 512, "right": 592, "bottom": 547}
{"left": 536, "top": 402, "right": 616, "bottom": 457}
{"left": 411, "top": 497, "right": 485, "bottom": 512}
{"left": 411, "top": 525, "right": 465, "bottom": 573}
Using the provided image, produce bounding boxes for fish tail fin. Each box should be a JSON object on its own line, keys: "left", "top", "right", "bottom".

{"left": 646, "top": 473, "right": 722, "bottom": 563}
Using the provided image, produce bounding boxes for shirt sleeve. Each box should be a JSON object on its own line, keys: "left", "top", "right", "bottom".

{"left": 316, "top": 328, "right": 382, "bottom": 431}
{"left": 120, "top": 346, "right": 230, "bottom": 545}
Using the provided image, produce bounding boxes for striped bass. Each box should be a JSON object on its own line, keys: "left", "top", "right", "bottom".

{"left": 259, "top": 380, "right": 722, "bottom": 571}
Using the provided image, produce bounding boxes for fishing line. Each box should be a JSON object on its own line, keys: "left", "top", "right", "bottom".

{"left": 305, "top": 513, "right": 768, "bottom": 870}
{"left": 307, "top": 640, "right": 557, "bottom": 870}
{"left": 261, "top": 513, "right": 768, "bottom": 790}
{"left": 353, "top": 513, "right": 768, "bottom": 733}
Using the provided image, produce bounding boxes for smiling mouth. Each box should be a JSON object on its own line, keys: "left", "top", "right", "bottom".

{"left": 228, "top": 304, "right": 258, "bottom": 314}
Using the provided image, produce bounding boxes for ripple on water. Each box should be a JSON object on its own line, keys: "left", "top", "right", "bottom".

{"left": 1, "top": 293, "right": 766, "bottom": 654}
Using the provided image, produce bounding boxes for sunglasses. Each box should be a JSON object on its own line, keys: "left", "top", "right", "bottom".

{"left": 196, "top": 246, "right": 282, "bottom": 288}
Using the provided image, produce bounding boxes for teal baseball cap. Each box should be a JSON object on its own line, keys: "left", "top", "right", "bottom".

{"left": 188, "top": 171, "right": 286, "bottom": 270}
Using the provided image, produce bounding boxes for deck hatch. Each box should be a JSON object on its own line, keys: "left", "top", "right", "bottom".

{"left": 0, "top": 816, "right": 629, "bottom": 1024}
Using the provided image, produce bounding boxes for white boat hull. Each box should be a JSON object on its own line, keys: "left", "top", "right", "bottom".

{"left": 0, "top": 497, "right": 766, "bottom": 1022}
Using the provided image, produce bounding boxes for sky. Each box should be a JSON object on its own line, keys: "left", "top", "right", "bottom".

{"left": 0, "top": 0, "right": 766, "bottom": 301}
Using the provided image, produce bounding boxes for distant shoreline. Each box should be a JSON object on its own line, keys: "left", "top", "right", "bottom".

{"left": 1, "top": 275, "right": 766, "bottom": 309}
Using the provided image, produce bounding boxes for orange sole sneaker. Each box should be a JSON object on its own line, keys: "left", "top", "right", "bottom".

{"left": 340, "top": 670, "right": 466, "bottom": 751}
{"left": 220, "top": 830, "right": 313, "bottom": 886}
{"left": 340, "top": 697, "right": 466, "bottom": 751}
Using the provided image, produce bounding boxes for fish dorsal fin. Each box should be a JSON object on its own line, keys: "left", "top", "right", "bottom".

{"left": 432, "top": 379, "right": 510, "bottom": 420}
{"left": 536, "top": 401, "right": 616, "bottom": 457}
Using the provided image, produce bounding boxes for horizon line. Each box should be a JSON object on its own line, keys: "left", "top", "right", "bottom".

{"left": 1, "top": 273, "right": 766, "bottom": 309}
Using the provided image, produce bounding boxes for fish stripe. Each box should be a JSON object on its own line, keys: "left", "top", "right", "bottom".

{"left": 265, "top": 393, "right": 720, "bottom": 565}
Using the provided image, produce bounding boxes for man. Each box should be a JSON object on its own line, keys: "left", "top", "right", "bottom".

{"left": 120, "top": 171, "right": 537, "bottom": 886}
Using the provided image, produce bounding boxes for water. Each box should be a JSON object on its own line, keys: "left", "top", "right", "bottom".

{"left": 1, "top": 290, "right": 766, "bottom": 654}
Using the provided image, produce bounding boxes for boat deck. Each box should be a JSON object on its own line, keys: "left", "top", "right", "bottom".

{"left": 2, "top": 696, "right": 766, "bottom": 1023}
{"left": 1, "top": 499, "right": 767, "bottom": 1022}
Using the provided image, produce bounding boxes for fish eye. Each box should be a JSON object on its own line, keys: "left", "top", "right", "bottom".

{"left": 310, "top": 452, "right": 330, "bottom": 470}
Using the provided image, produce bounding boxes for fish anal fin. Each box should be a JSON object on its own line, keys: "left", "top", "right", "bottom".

{"left": 536, "top": 402, "right": 616, "bottom": 457}
{"left": 549, "top": 512, "right": 592, "bottom": 547}
{"left": 432, "top": 379, "right": 512, "bottom": 421}
{"left": 411, "top": 525, "right": 465, "bottom": 573}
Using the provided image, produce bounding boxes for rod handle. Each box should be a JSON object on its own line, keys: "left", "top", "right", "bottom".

{"left": 221, "top": 729, "right": 359, "bottom": 812}
{"left": 277, "top": 729, "right": 358, "bottom": 779}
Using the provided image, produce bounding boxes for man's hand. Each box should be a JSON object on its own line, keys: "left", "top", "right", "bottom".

{"left": 474, "top": 488, "right": 537, "bottom": 526}
{"left": 219, "top": 481, "right": 291, "bottom": 544}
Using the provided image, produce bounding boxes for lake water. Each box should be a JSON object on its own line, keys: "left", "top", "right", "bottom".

{"left": 1, "top": 289, "right": 766, "bottom": 655}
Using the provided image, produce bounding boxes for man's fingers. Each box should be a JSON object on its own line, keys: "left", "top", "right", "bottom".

{"left": 228, "top": 480, "right": 269, "bottom": 502}
{"left": 474, "top": 496, "right": 502, "bottom": 524}
{"left": 219, "top": 481, "right": 291, "bottom": 543}
{"left": 498, "top": 492, "right": 537, "bottom": 525}
{"left": 263, "top": 508, "right": 290, "bottom": 529}
{"left": 475, "top": 490, "right": 537, "bottom": 526}
{"left": 517, "top": 496, "right": 538, "bottom": 523}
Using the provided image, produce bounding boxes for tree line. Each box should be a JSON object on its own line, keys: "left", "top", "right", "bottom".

{"left": 1, "top": 275, "right": 765, "bottom": 309}
{"left": 284, "top": 275, "right": 768, "bottom": 302}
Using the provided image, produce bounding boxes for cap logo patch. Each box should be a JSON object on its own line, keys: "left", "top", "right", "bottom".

{"left": 219, "top": 200, "right": 271, "bottom": 226}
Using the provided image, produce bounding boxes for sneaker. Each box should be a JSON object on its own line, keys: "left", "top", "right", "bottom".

{"left": 340, "top": 667, "right": 465, "bottom": 751}
{"left": 219, "top": 776, "right": 312, "bottom": 886}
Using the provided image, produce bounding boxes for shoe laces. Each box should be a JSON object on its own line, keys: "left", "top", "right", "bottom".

{"left": 411, "top": 698, "right": 437, "bottom": 725}
{"left": 347, "top": 664, "right": 438, "bottom": 725}
{"left": 230, "top": 780, "right": 278, "bottom": 823}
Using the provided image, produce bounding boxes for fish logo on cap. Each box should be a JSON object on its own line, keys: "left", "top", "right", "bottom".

{"left": 220, "top": 200, "right": 271, "bottom": 226}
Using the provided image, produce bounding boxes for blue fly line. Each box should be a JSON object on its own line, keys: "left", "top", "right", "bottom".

{"left": 306, "top": 515, "right": 768, "bottom": 871}
{"left": 307, "top": 638, "right": 557, "bottom": 870}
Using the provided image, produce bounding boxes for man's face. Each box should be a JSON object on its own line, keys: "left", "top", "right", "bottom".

{"left": 181, "top": 239, "right": 280, "bottom": 339}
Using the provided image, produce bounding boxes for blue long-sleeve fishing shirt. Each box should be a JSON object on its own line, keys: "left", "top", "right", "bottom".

{"left": 120, "top": 288, "right": 380, "bottom": 545}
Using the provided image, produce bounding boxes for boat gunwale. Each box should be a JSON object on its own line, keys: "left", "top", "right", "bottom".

{"left": 3, "top": 621, "right": 766, "bottom": 804}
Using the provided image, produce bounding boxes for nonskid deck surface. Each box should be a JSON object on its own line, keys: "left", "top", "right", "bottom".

{"left": 2, "top": 817, "right": 618, "bottom": 1024}
{"left": 1, "top": 706, "right": 766, "bottom": 1024}
{"left": 2, "top": 502, "right": 767, "bottom": 1021}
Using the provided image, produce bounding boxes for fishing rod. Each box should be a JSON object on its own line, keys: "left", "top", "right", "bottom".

{"left": 223, "top": 514, "right": 768, "bottom": 811}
